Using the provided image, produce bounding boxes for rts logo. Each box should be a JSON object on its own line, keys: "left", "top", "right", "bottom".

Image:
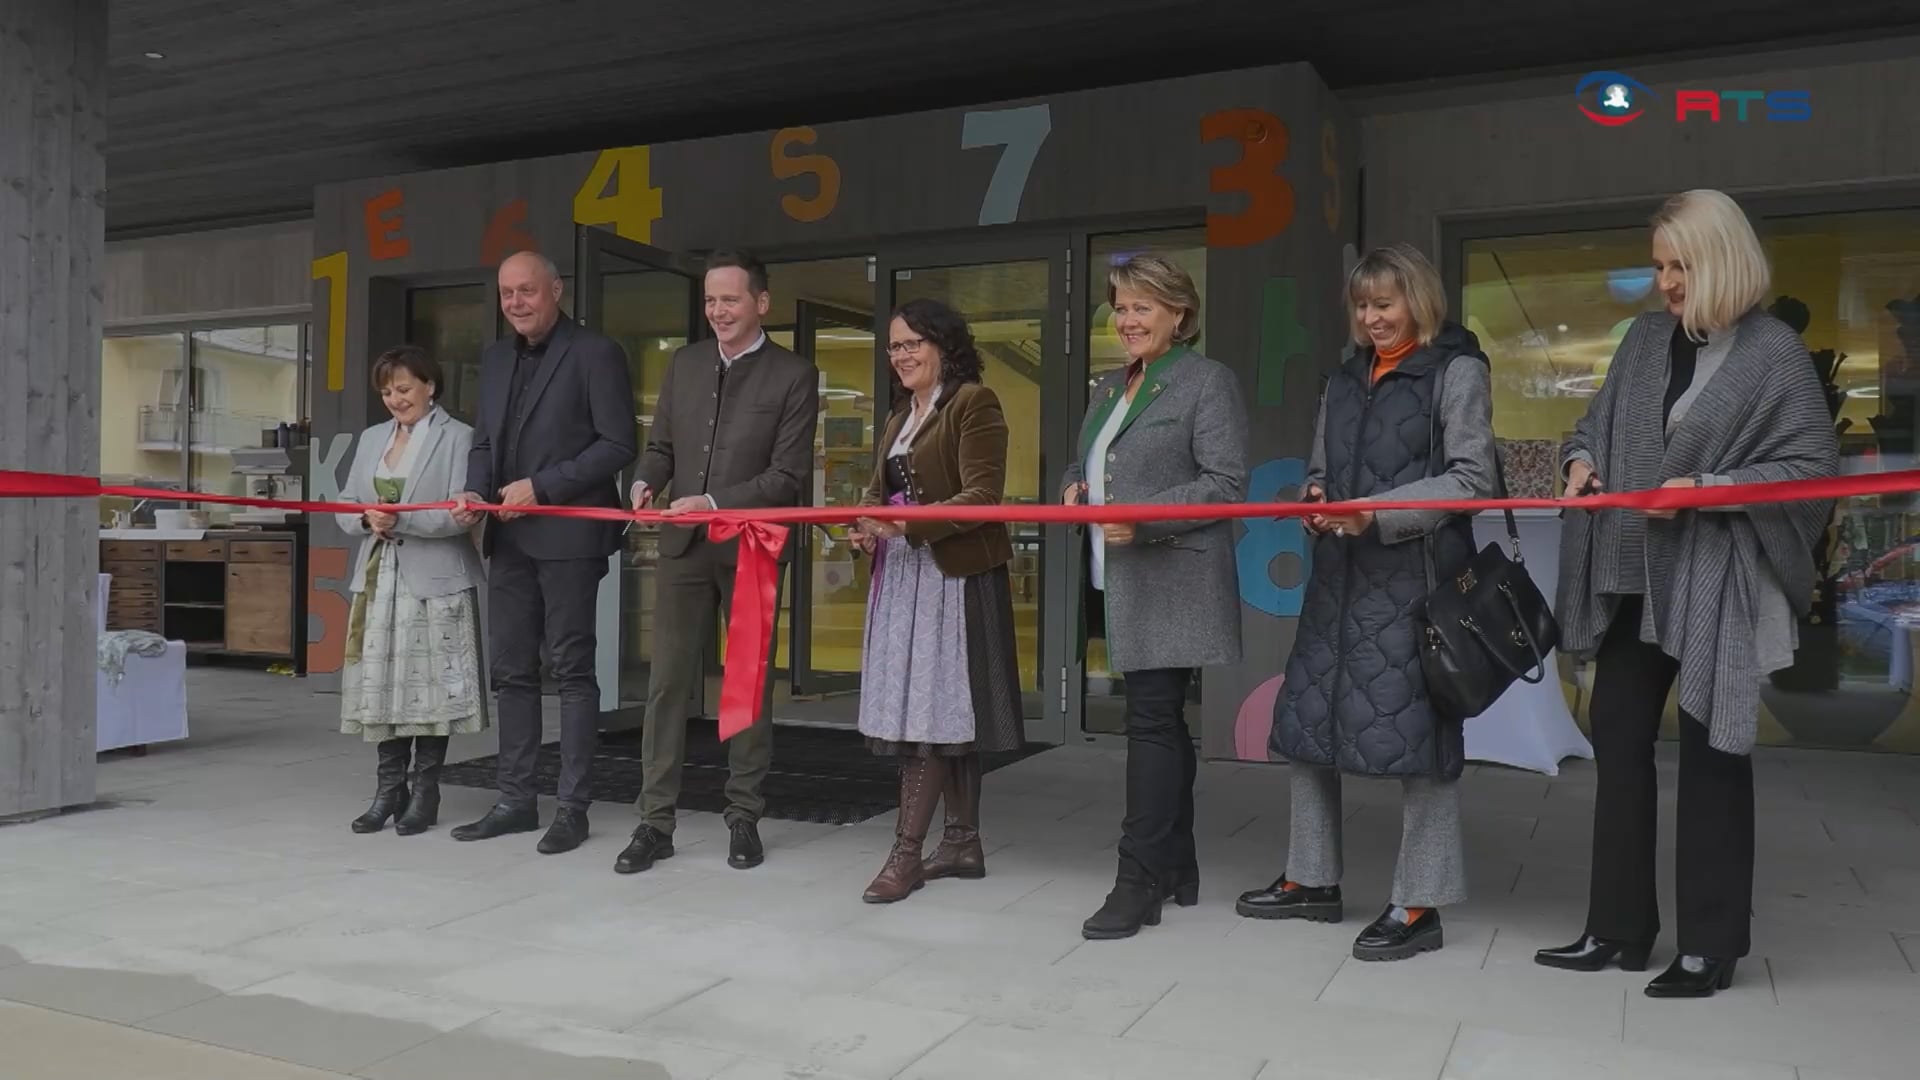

{"left": 1576, "top": 71, "right": 1656, "bottom": 126}
{"left": 1575, "top": 70, "right": 1812, "bottom": 125}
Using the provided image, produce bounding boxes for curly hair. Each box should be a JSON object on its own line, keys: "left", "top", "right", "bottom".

{"left": 888, "top": 297, "right": 982, "bottom": 407}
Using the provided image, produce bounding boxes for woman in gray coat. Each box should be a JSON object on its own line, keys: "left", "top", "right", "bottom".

{"left": 1537, "top": 190, "right": 1837, "bottom": 997}
{"left": 1243, "top": 244, "right": 1497, "bottom": 962}
{"left": 1063, "top": 253, "right": 1247, "bottom": 940}
{"left": 336, "top": 345, "right": 489, "bottom": 836}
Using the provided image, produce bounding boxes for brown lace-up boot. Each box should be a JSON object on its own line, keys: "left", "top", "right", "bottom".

{"left": 922, "top": 752, "right": 984, "bottom": 880}
{"left": 863, "top": 756, "right": 946, "bottom": 903}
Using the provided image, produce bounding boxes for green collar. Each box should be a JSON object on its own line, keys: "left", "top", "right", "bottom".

{"left": 1081, "top": 345, "right": 1188, "bottom": 456}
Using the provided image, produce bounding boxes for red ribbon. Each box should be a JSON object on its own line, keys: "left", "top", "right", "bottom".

{"left": 13, "top": 465, "right": 1920, "bottom": 740}
{"left": 705, "top": 521, "right": 791, "bottom": 740}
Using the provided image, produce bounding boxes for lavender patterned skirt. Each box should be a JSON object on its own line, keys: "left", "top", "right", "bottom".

{"left": 857, "top": 533, "right": 1024, "bottom": 759}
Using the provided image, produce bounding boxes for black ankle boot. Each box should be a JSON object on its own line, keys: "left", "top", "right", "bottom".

{"left": 1164, "top": 863, "right": 1200, "bottom": 908}
{"left": 1645, "top": 955, "right": 1737, "bottom": 998}
{"left": 351, "top": 738, "right": 412, "bottom": 834}
{"left": 1082, "top": 856, "right": 1163, "bottom": 940}
{"left": 394, "top": 736, "right": 448, "bottom": 836}
{"left": 1534, "top": 934, "right": 1654, "bottom": 973}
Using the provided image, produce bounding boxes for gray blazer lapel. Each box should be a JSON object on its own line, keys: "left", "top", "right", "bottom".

{"left": 398, "top": 415, "right": 448, "bottom": 504}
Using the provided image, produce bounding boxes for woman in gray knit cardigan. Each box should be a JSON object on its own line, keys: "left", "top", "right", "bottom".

{"left": 1537, "top": 189, "right": 1838, "bottom": 998}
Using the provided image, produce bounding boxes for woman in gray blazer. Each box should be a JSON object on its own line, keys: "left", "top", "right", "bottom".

{"left": 1539, "top": 190, "right": 1837, "bottom": 997}
{"left": 1063, "top": 253, "right": 1247, "bottom": 940}
{"left": 337, "top": 345, "right": 490, "bottom": 837}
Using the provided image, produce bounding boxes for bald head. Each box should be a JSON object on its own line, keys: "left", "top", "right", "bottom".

{"left": 498, "top": 250, "right": 563, "bottom": 343}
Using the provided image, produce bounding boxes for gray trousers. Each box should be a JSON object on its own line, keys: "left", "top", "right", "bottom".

{"left": 639, "top": 540, "right": 779, "bottom": 835}
{"left": 1284, "top": 762, "right": 1468, "bottom": 908}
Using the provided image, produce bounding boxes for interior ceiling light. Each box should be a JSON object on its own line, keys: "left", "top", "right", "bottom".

{"left": 143, "top": 51, "right": 164, "bottom": 59}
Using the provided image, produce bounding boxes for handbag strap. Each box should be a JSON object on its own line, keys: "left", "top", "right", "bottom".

{"left": 1422, "top": 357, "right": 1523, "bottom": 595}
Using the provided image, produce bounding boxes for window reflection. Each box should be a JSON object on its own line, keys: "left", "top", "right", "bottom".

{"left": 1463, "top": 209, "right": 1920, "bottom": 751}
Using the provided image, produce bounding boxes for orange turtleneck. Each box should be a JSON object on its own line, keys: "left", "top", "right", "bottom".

{"left": 1371, "top": 338, "right": 1417, "bottom": 383}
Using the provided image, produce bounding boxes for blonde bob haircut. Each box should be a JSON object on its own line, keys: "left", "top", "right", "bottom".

{"left": 1346, "top": 243, "right": 1447, "bottom": 347}
{"left": 1108, "top": 253, "right": 1203, "bottom": 344}
{"left": 1651, "top": 189, "right": 1771, "bottom": 340}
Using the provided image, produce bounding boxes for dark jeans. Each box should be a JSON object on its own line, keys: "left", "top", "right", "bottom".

{"left": 488, "top": 529, "right": 608, "bottom": 810}
{"left": 1585, "top": 595, "right": 1756, "bottom": 958}
{"left": 1117, "top": 667, "right": 1197, "bottom": 878}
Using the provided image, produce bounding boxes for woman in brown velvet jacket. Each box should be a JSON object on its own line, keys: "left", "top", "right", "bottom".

{"left": 851, "top": 297, "right": 1023, "bottom": 904}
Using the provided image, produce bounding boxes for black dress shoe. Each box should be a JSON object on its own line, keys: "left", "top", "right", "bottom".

{"left": 449, "top": 801, "right": 539, "bottom": 842}
{"left": 1534, "top": 934, "right": 1654, "bottom": 973}
{"left": 1352, "top": 906, "right": 1443, "bottom": 961}
{"left": 536, "top": 806, "right": 589, "bottom": 855}
{"left": 1645, "top": 955, "right": 1737, "bottom": 998}
{"left": 1236, "top": 878, "right": 1343, "bottom": 922}
{"left": 727, "top": 820, "right": 764, "bottom": 869}
{"left": 614, "top": 825, "right": 675, "bottom": 875}
{"left": 1164, "top": 863, "right": 1200, "bottom": 908}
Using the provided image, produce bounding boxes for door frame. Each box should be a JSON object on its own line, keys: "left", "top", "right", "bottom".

{"left": 874, "top": 235, "right": 1075, "bottom": 748}
{"left": 788, "top": 298, "right": 876, "bottom": 697}
{"left": 572, "top": 225, "right": 708, "bottom": 715}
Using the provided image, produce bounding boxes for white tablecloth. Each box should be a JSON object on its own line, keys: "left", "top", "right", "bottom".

{"left": 96, "top": 573, "right": 190, "bottom": 752}
{"left": 1464, "top": 512, "right": 1594, "bottom": 775}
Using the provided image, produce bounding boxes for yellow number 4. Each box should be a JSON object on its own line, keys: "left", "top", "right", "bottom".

{"left": 573, "top": 146, "right": 663, "bottom": 242}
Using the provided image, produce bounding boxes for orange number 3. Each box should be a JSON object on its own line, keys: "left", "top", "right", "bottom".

{"left": 1202, "top": 109, "right": 1294, "bottom": 247}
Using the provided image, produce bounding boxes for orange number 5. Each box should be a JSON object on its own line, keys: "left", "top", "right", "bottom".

{"left": 306, "top": 547, "right": 350, "bottom": 675}
{"left": 1202, "top": 109, "right": 1294, "bottom": 247}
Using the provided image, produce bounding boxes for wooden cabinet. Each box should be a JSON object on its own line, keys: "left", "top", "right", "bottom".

{"left": 100, "top": 530, "right": 302, "bottom": 665}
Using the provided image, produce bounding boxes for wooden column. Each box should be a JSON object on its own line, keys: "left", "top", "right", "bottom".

{"left": 0, "top": 0, "right": 107, "bottom": 819}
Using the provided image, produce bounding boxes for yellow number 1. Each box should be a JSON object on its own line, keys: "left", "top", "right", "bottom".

{"left": 573, "top": 146, "right": 663, "bottom": 242}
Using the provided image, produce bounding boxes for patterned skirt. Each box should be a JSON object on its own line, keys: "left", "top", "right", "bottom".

{"left": 339, "top": 541, "right": 489, "bottom": 742}
{"left": 857, "top": 536, "right": 1024, "bottom": 758}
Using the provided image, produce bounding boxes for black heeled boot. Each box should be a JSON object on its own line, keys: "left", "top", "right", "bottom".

{"left": 1534, "top": 934, "right": 1654, "bottom": 973}
{"left": 1646, "top": 955, "right": 1737, "bottom": 998}
{"left": 351, "top": 738, "right": 412, "bottom": 834}
{"left": 1082, "top": 855, "right": 1164, "bottom": 940}
{"left": 394, "top": 736, "right": 448, "bottom": 836}
{"left": 1164, "top": 863, "right": 1200, "bottom": 908}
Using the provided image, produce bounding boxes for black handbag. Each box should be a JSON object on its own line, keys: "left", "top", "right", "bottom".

{"left": 1410, "top": 392, "right": 1560, "bottom": 721}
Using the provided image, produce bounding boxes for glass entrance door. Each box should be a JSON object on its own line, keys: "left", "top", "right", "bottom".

{"left": 879, "top": 244, "right": 1069, "bottom": 744}
{"left": 574, "top": 225, "right": 705, "bottom": 713}
{"left": 789, "top": 299, "right": 875, "bottom": 696}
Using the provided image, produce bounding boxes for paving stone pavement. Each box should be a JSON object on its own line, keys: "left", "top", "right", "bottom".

{"left": 2, "top": 668, "right": 1918, "bottom": 1079}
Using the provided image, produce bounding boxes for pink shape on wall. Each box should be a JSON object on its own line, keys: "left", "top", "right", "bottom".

{"left": 1235, "top": 674, "right": 1284, "bottom": 762}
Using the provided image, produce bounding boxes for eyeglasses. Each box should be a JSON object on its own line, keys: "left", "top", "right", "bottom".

{"left": 886, "top": 337, "right": 927, "bottom": 358}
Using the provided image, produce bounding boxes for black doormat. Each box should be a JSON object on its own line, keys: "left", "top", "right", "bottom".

{"left": 439, "top": 722, "right": 1051, "bottom": 825}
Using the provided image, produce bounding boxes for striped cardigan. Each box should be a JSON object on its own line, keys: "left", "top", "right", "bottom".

{"left": 1556, "top": 309, "right": 1839, "bottom": 755}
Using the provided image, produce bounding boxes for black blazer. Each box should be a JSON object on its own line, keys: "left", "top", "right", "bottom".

{"left": 467, "top": 315, "right": 637, "bottom": 560}
{"left": 633, "top": 335, "right": 819, "bottom": 562}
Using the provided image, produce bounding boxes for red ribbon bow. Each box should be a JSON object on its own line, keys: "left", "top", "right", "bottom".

{"left": 704, "top": 520, "right": 791, "bottom": 740}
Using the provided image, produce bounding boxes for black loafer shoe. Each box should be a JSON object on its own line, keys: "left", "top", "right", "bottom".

{"left": 1235, "top": 879, "right": 1343, "bottom": 922}
{"left": 728, "top": 820, "right": 764, "bottom": 869}
{"left": 614, "top": 824, "right": 675, "bottom": 874}
{"left": 1645, "top": 955, "right": 1737, "bottom": 998}
{"left": 449, "top": 801, "right": 540, "bottom": 842}
{"left": 1535, "top": 934, "right": 1654, "bottom": 973}
{"left": 1352, "top": 906, "right": 1443, "bottom": 961}
{"left": 536, "top": 806, "right": 589, "bottom": 855}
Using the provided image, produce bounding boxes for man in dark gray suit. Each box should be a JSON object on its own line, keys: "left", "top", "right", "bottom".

{"left": 449, "top": 251, "right": 636, "bottom": 856}
{"left": 615, "top": 250, "right": 819, "bottom": 875}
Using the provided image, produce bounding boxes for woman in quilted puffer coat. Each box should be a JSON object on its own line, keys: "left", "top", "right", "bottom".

{"left": 1238, "top": 244, "right": 1497, "bottom": 962}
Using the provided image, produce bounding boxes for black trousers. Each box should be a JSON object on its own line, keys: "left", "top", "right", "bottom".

{"left": 1585, "top": 595, "right": 1755, "bottom": 958}
{"left": 1117, "top": 667, "right": 1197, "bottom": 878}
{"left": 488, "top": 528, "right": 609, "bottom": 810}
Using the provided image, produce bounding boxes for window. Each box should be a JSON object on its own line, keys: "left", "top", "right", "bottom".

{"left": 101, "top": 322, "right": 308, "bottom": 526}
{"left": 1462, "top": 207, "right": 1920, "bottom": 751}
